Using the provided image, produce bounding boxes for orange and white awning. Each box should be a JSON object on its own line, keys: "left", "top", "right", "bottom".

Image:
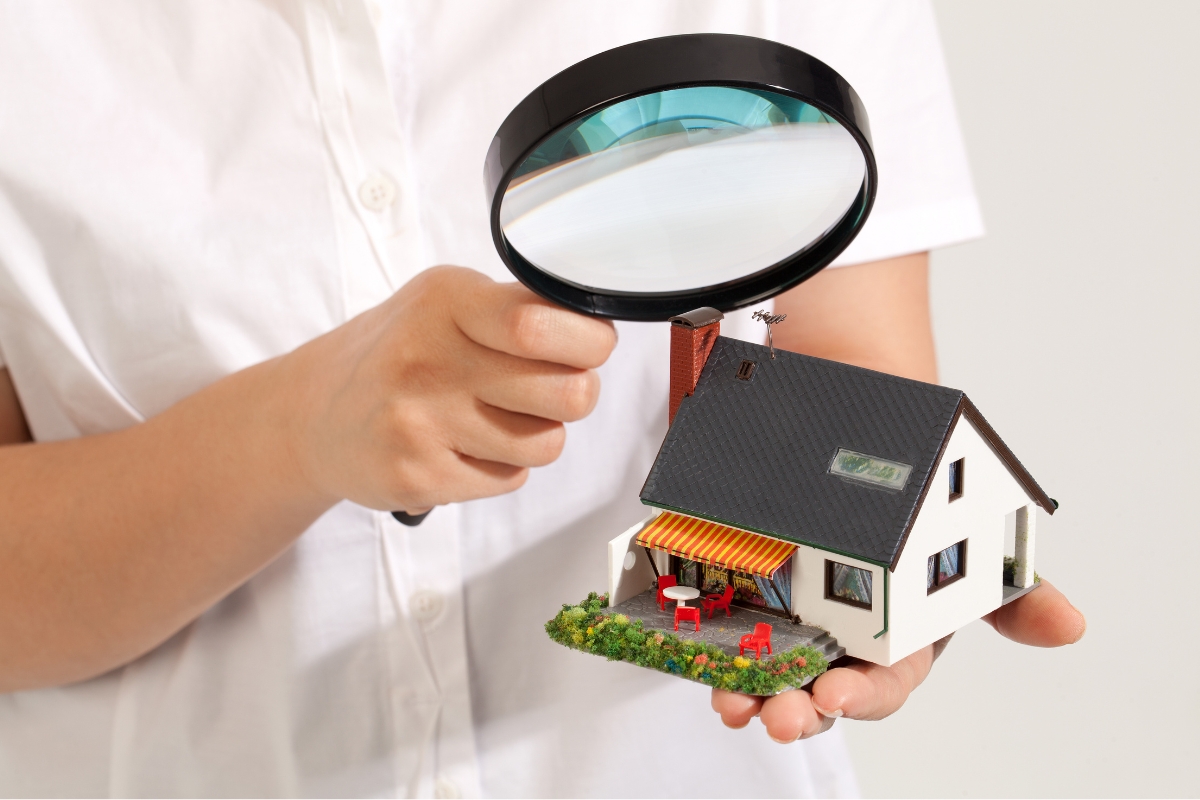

{"left": 636, "top": 511, "right": 795, "bottom": 578}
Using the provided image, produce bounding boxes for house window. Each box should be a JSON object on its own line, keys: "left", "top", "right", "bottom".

{"left": 736, "top": 359, "right": 757, "bottom": 381}
{"left": 948, "top": 458, "right": 965, "bottom": 501}
{"left": 825, "top": 560, "right": 873, "bottom": 610}
{"left": 927, "top": 540, "right": 967, "bottom": 594}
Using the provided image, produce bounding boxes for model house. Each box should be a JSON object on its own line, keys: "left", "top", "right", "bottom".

{"left": 605, "top": 307, "right": 1056, "bottom": 667}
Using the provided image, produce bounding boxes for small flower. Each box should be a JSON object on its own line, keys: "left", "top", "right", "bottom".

{"left": 693, "top": 654, "right": 709, "bottom": 667}
{"left": 793, "top": 657, "right": 807, "bottom": 668}
{"left": 571, "top": 632, "right": 584, "bottom": 645}
{"left": 586, "top": 627, "right": 594, "bottom": 636}
{"left": 733, "top": 656, "right": 751, "bottom": 669}
{"left": 653, "top": 633, "right": 665, "bottom": 645}
{"left": 613, "top": 614, "right": 630, "bottom": 626}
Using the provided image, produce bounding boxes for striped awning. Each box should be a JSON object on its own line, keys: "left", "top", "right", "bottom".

{"left": 636, "top": 512, "right": 796, "bottom": 578}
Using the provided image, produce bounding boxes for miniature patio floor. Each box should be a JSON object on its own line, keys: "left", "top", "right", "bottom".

{"left": 609, "top": 589, "right": 839, "bottom": 661}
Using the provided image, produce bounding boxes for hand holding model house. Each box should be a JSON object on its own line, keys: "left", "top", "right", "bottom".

{"left": 715, "top": 284, "right": 1086, "bottom": 741}
{"left": 712, "top": 578, "right": 1084, "bottom": 742}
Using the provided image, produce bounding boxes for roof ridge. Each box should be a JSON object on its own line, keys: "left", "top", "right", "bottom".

{"left": 717, "top": 336, "right": 964, "bottom": 398}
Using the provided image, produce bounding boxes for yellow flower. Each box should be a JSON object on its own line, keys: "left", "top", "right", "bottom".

{"left": 572, "top": 632, "right": 584, "bottom": 645}
{"left": 613, "top": 614, "right": 630, "bottom": 625}
{"left": 586, "top": 627, "right": 594, "bottom": 636}
{"left": 733, "top": 656, "right": 751, "bottom": 669}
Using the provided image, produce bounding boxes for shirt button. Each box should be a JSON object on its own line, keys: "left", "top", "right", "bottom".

{"left": 434, "top": 777, "right": 460, "bottom": 799}
{"left": 358, "top": 174, "right": 397, "bottom": 212}
{"left": 409, "top": 590, "right": 444, "bottom": 623}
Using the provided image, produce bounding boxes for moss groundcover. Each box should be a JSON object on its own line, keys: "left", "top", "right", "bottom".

{"left": 546, "top": 592, "right": 827, "bottom": 696}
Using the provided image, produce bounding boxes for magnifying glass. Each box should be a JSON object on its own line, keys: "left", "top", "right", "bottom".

{"left": 393, "top": 32, "right": 876, "bottom": 525}
{"left": 485, "top": 32, "right": 876, "bottom": 320}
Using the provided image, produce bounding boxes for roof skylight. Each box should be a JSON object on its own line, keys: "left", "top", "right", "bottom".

{"left": 828, "top": 448, "right": 912, "bottom": 491}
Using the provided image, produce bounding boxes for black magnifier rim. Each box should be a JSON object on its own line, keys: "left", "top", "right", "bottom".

{"left": 485, "top": 33, "right": 878, "bottom": 321}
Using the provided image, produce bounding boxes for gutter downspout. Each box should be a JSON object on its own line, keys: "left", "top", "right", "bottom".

{"left": 873, "top": 569, "right": 889, "bottom": 639}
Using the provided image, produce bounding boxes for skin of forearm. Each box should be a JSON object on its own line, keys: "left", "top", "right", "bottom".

{"left": 0, "top": 258, "right": 928, "bottom": 692}
{"left": 0, "top": 355, "right": 335, "bottom": 691}
{"left": 0, "top": 265, "right": 614, "bottom": 692}
{"left": 772, "top": 252, "right": 938, "bottom": 384}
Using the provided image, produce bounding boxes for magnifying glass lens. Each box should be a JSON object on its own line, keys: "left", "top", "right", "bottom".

{"left": 500, "top": 86, "right": 865, "bottom": 294}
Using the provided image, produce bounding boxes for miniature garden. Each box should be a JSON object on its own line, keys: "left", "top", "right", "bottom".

{"left": 546, "top": 592, "right": 828, "bottom": 696}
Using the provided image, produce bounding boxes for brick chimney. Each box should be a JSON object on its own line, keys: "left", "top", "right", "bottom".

{"left": 668, "top": 307, "right": 724, "bottom": 425}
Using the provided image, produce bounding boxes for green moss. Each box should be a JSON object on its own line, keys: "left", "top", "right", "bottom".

{"left": 545, "top": 592, "right": 827, "bottom": 696}
{"left": 1004, "top": 557, "right": 1042, "bottom": 586}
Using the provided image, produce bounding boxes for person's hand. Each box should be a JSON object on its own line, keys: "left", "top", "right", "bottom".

{"left": 282, "top": 266, "right": 616, "bottom": 512}
{"left": 711, "top": 579, "right": 1085, "bottom": 742}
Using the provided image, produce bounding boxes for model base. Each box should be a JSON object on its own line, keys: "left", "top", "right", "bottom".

{"left": 545, "top": 592, "right": 830, "bottom": 696}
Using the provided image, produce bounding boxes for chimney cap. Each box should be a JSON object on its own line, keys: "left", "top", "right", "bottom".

{"left": 669, "top": 307, "right": 724, "bottom": 329}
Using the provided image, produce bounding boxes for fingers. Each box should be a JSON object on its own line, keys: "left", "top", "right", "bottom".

{"left": 390, "top": 449, "right": 530, "bottom": 510}
{"left": 808, "top": 646, "right": 935, "bottom": 722}
{"left": 713, "top": 688, "right": 837, "bottom": 743}
{"left": 711, "top": 689, "right": 763, "bottom": 729}
{"left": 473, "top": 354, "right": 601, "bottom": 422}
{"left": 982, "top": 578, "right": 1086, "bottom": 646}
{"left": 758, "top": 689, "right": 837, "bottom": 742}
{"left": 447, "top": 401, "right": 567, "bottom": 468}
{"left": 711, "top": 645, "right": 939, "bottom": 742}
{"left": 450, "top": 270, "right": 617, "bottom": 369}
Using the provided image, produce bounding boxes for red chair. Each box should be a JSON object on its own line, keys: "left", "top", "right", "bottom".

{"left": 656, "top": 575, "right": 677, "bottom": 611}
{"left": 674, "top": 605, "right": 700, "bottom": 632}
{"left": 701, "top": 585, "right": 735, "bottom": 619}
{"left": 739, "top": 622, "right": 773, "bottom": 659}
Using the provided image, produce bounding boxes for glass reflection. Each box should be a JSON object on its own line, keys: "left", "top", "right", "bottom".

{"left": 501, "top": 86, "right": 865, "bottom": 294}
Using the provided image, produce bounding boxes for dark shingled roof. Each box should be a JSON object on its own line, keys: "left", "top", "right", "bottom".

{"left": 640, "top": 337, "right": 1054, "bottom": 569}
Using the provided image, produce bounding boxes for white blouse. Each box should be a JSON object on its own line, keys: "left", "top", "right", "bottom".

{"left": 0, "top": 1, "right": 981, "bottom": 796}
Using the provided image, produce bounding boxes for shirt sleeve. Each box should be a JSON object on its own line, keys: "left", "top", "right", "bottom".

{"left": 776, "top": 0, "right": 985, "bottom": 266}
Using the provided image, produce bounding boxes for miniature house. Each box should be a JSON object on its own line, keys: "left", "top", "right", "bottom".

{"left": 607, "top": 308, "right": 1056, "bottom": 667}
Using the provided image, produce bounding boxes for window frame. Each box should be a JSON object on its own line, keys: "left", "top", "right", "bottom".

{"left": 824, "top": 559, "right": 874, "bottom": 610}
{"left": 927, "top": 539, "right": 968, "bottom": 595}
{"left": 948, "top": 457, "right": 965, "bottom": 502}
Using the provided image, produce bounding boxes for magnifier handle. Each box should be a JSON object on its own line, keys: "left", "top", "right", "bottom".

{"left": 391, "top": 510, "right": 431, "bottom": 527}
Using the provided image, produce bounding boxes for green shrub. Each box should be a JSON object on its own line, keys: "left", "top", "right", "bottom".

{"left": 1003, "top": 557, "right": 1042, "bottom": 586}
{"left": 545, "top": 593, "right": 828, "bottom": 696}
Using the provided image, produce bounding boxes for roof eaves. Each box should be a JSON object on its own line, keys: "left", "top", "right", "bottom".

{"left": 887, "top": 396, "right": 965, "bottom": 572}
{"left": 886, "top": 395, "right": 1058, "bottom": 571}
{"left": 959, "top": 396, "right": 1057, "bottom": 516}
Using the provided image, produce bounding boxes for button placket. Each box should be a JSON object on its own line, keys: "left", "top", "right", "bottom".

{"left": 358, "top": 173, "right": 398, "bottom": 212}
{"left": 384, "top": 506, "right": 482, "bottom": 798}
{"left": 302, "top": 0, "right": 420, "bottom": 296}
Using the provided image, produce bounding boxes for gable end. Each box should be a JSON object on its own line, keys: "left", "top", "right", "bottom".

{"left": 886, "top": 395, "right": 1057, "bottom": 571}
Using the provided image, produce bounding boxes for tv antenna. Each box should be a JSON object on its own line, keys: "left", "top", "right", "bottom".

{"left": 752, "top": 310, "right": 787, "bottom": 359}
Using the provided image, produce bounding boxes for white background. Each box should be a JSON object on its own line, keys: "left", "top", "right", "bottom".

{"left": 841, "top": 2, "right": 1200, "bottom": 796}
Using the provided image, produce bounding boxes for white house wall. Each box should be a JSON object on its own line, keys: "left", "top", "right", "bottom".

{"left": 886, "top": 416, "right": 1034, "bottom": 664}
{"left": 790, "top": 546, "right": 888, "bottom": 664}
{"left": 607, "top": 511, "right": 659, "bottom": 606}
